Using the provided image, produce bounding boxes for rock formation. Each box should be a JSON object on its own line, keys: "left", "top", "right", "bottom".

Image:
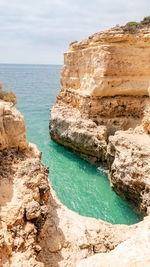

{"left": 1, "top": 24, "right": 150, "bottom": 267}
{"left": 50, "top": 25, "right": 150, "bottom": 217}
{"left": 1, "top": 100, "right": 150, "bottom": 267}
{"left": 0, "top": 101, "right": 49, "bottom": 266}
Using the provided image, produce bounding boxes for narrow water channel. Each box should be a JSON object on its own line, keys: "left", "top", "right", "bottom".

{"left": 0, "top": 64, "right": 142, "bottom": 225}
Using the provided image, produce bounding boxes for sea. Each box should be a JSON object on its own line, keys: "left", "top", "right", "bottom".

{"left": 0, "top": 64, "right": 142, "bottom": 225}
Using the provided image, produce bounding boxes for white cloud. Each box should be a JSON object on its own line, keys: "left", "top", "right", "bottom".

{"left": 0, "top": 0, "right": 150, "bottom": 64}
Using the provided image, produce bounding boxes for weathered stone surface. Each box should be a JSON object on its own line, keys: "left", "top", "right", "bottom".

{"left": 50, "top": 104, "right": 108, "bottom": 164}
{"left": 0, "top": 101, "right": 28, "bottom": 150}
{"left": 64, "top": 26, "right": 150, "bottom": 97}
{"left": 0, "top": 141, "right": 50, "bottom": 266}
{"left": 0, "top": 101, "right": 49, "bottom": 266}
{"left": 1, "top": 24, "right": 150, "bottom": 267}
{"left": 26, "top": 201, "right": 41, "bottom": 220}
{"left": 37, "top": 180, "right": 140, "bottom": 267}
{"left": 50, "top": 89, "right": 148, "bottom": 164}
{"left": 107, "top": 126, "right": 150, "bottom": 216}
{"left": 0, "top": 101, "right": 143, "bottom": 267}
{"left": 49, "top": 25, "right": 150, "bottom": 266}
{"left": 50, "top": 25, "right": 150, "bottom": 165}
{"left": 50, "top": 24, "right": 150, "bottom": 215}
{"left": 77, "top": 216, "right": 150, "bottom": 267}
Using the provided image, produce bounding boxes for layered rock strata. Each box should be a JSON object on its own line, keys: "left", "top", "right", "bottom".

{"left": 1, "top": 100, "right": 149, "bottom": 267}
{"left": 50, "top": 25, "right": 150, "bottom": 216}
{"left": 0, "top": 96, "right": 150, "bottom": 266}
{"left": 0, "top": 101, "right": 50, "bottom": 266}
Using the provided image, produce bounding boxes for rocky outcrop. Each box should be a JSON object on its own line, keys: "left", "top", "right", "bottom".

{"left": 0, "top": 101, "right": 28, "bottom": 150}
{"left": 0, "top": 101, "right": 50, "bottom": 266}
{"left": 1, "top": 100, "right": 148, "bottom": 267}
{"left": 77, "top": 216, "right": 150, "bottom": 267}
{"left": 0, "top": 98, "right": 150, "bottom": 266}
{"left": 107, "top": 126, "right": 150, "bottom": 216}
{"left": 66, "top": 26, "right": 150, "bottom": 97}
{"left": 37, "top": 180, "right": 150, "bottom": 267}
{"left": 50, "top": 25, "right": 150, "bottom": 217}
{"left": 50, "top": 102, "right": 107, "bottom": 164}
{"left": 1, "top": 25, "right": 150, "bottom": 267}
{"left": 50, "top": 26, "right": 150, "bottom": 164}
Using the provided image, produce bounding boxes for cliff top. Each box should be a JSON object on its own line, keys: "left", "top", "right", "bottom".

{"left": 70, "top": 19, "right": 150, "bottom": 51}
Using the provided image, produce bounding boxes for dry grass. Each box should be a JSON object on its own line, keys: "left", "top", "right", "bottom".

{"left": 0, "top": 90, "right": 17, "bottom": 105}
{"left": 0, "top": 82, "right": 17, "bottom": 105}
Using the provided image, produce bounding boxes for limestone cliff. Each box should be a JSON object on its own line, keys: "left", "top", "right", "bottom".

{"left": 50, "top": 25, "right": 150, "bottom": 217}
{"left": 0, "top": 101, "right": 49, "bottom": 266}
{"left": 50, "top": 25, "right": 150, "bottom": 164}
{"left": 0, "top": 97, "right": 150, "bottom": 266}
{"left": 1, "top": 100, "right": 149, "bottom": 267}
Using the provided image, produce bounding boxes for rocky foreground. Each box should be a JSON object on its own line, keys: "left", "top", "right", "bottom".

{"left": 0, "top": 100, "right": 150, "bottom": 266}
{"left": 1, "top": 24, "right": 150, "bottom": 266}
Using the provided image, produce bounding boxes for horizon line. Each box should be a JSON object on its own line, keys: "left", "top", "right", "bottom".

{"left": 0, "top": 63, "right": 63, "bottom": 66}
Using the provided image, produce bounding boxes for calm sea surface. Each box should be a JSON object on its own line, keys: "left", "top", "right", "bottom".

{"left": 0, "top": 64, "right": 142, "bottom": 225}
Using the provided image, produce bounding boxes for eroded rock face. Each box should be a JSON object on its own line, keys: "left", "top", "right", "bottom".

{"left": 0, "top": 101, "right": 28, "bottom": 150}
{"left": 67, "top": 26, "right": 150, "bottom": 97}
{"left": 37, "top": 179, "right": 140, "bottom": 267}
{"left": 1, "top": 25, "right": 150, "bottom": 266}
{"left": 50, "top": 103, "right": 108, "bottom": 164}
{"left": 0, "top": 147, "right": 50, "bottom": 266}
{"left": 107, "top": 126, "right": 150, "bottom": 216}
{"left": 0, "top": 101, "right": 49, "bottom": 266}
{"left": 50, "top": 25, "right": 150, "bottom": 216}
{"left": 0, "top": 94, "right": 150, "bottom": 267}
{"left": 77, "top": 217, "right": 150, "bottom": 267}
{"left": 50, "top": 26, "right": 150, "bottom": 165}
{"left": 0, "top": 100, "right": 145, "bottom": 267}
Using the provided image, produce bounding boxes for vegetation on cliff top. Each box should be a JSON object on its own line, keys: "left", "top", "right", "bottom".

{"left": 0, "top": 82, "right": 17, "bottom": 105}
{"left": 123, "top": 16, "right": 150, "bottom": 32}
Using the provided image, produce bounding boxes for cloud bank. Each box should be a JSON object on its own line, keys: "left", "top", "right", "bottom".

{"left": 0, "top": 0, "right": 149, "bottom": 64}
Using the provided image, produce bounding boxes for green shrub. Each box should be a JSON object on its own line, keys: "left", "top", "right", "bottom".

{"left": 0, "top": 90, "right": 17, "bottom": 105}
{"left": 125, "top": 21, "right": 139, "bottom": 26}
{"left": 141, "top": 16, "right": 150, "bottom": 24}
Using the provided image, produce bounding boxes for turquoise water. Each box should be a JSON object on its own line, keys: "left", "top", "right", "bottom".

{"left": 0, "top": 64, "right": 142, "bottom": 225}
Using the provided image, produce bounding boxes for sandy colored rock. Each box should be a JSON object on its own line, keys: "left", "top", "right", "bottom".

{"left": 63, "top": 26, "right": 150, "bottom": 97}
{"left": 37, "top": 180, "right": 140, "bottom": 267}
{"left": 107, "top": 126, "right": 150, "bottom": 216}
{"left": 50, "top": 25, "right": 150, "bottom": 165}
{"left": 0, "top": 142, "right": 50, "bottom": 266}
{"left": 0, "top": 101, "right": 142, "bottom": 267}
{"left": 1, "top": 24, "right": 150, "bottom": 267}
{"left": 50, "top": 24, "right": 150, "bottom": 215}
{"left": 50, "top": 104, "right": 108, "bottom": 164}
{"left": 77, "top": 216, "right": 150, "bottom": 267}
{"left": 26, "top": 201, "right": 41, "bottom": 220}
{"left": 1, "top": 101, "right": 149, "bottom": 267}
{"left": 0, "top": 101, "right": 28, "bottom": 150}
{"left": 49, "top": 24, "right": 150, "bottom": 266}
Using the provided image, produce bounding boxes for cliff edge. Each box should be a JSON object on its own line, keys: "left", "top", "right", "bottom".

{"left": 1, "top": 100, "right": 149, "bottom": 267}
{"left": 50, "top": 25, "right": 150, "bottom": 216}
{"left": 0, "top": 81, "right": 150, "bottom": 266}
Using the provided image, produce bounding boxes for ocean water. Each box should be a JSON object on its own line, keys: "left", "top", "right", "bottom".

{"left": 0, "top": 64, "right": 142, "bottom": 225}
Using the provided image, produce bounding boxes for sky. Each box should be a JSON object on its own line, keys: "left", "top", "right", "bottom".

{"left": 0, "top": 0, "right": 150, "bottom": 64}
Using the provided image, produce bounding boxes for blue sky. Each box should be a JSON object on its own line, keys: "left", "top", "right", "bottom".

{"left": 0, "top": 0, "right": 150, "bottom": 64}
